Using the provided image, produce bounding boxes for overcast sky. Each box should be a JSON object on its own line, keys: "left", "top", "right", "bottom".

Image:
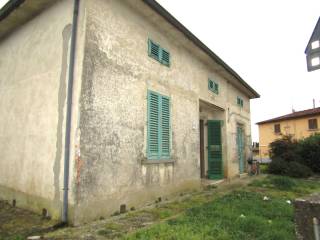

{"left": 156, "top": 0, "right": 320, "bottom": 142}
{"left": 1, "top": 0, "right": 320, "bottom": 142}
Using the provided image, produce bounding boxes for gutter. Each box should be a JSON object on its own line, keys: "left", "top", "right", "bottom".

{"left": 62, "top": 0, "right": 80, "bottom": 223}
{"left": 142, "top": 0, "right": 260, "bottom": 99}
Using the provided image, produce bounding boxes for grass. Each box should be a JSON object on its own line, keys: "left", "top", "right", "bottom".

{"left": 123, "top": 176, "right": 320, "bottom": 240}
{"left": 259, "top": 164, "right": 269, "bottom": 174}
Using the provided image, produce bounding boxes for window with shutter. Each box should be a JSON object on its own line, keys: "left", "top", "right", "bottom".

{"left": 147, "top": 90, "right": 171, "bottom": 159}
{"left": 274, "top": 123, "right": 281, "bottom": 134}
{"left": 308, "top": 118, "right": 318, "bottom": 130}
{"left": 208, "top": 79, "right": 219, "bottom": 94}
{"left": 148, "top": 39, "right": 170, "bottom": 67}
{"left": 237, "top": 97, "right": 244, "bottom": 107}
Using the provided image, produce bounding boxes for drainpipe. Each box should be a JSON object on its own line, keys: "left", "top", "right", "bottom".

{"left": 62, "top": 0, "right": 80, "bottom": 223}
{"left": 314, "top": 217, "right": 320, "bottom": 240}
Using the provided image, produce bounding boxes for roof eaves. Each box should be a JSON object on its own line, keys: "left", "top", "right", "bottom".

{"left": 0, "top": 0, "right": 260, "bottom": 99}
{"left": 257, "top": 110, "right": 320, "bottom": 125}
{"left": 142, "top": 0, "right": 260, "bottom": 99}
{"left": 305, "top": 17, "right": 320, "bottom": 54}
{"left": 0, "top": 0, "right": 25, "bottom": 21}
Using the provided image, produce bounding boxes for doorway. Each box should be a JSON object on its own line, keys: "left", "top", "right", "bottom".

{"left": 207, "top": 120, "right": 223, "bottom": 179}
{"left": 199, "top": 120, "right": 205, "bottom": 178}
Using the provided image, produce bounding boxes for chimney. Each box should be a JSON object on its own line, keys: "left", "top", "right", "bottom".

{"left": 313, "top": 99, "right": 316, "bottom": 109}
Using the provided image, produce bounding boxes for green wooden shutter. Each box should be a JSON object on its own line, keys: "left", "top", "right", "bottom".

{"left": 214, "top": 82, "right": 219, "bottom": 94}
{"left": 161, "top": 95, "right": 170, "bottom": 158}
{"left": 148, "top": 91, "right": 160, "bottom": 158}
{"left": 208, "top": 79, "right": 214, "bottom": 90}
{"left": 208, "top": 79, "right": 219, "bottom": 94}
{"left": 147, "top": 91, "right": 171, "bottom": 159}
{"left": 148, "top": 39, "right": 160, "bottom": 61}
{"left": 207, "top": 120, "right": 223, "bottom": 179}
{"left": 161, "top": 49, "right": 170, "bottom": 66}
{"left": 237, "top": 126, "right": 245, "bottom": 173}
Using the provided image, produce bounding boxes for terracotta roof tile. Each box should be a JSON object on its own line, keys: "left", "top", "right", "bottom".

{"left": 256, "top": 107, "right": 320, "bottom": 124}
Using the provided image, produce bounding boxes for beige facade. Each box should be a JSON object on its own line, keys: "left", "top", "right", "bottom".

{"left": 0, "top": 0, "right": 258, "bottom": 224}
{"left": 258, "top": 112, "right": 320, "bottom": 158}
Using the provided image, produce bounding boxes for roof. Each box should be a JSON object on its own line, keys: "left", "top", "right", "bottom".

{"left": 256, "top": 107, "right": 320, "bottom": 125}
{"left": 305, "top": 17, "right": 320, "bottom": 54}
{"left": 0, "top": 0, "right": 260, "bottom": 98}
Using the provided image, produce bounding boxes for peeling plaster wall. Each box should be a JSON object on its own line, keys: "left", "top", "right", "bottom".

{"left": 0, "top": 0, "right": 75, "bottom": 219}
{"left": 75, "top": 0, "right": 253, "bottom": 223}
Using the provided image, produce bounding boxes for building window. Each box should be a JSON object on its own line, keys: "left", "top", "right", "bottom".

{"left": 147, "top": 90, "right": 171, "bottom": 159}
{"left": 308, "top": 118, "right": 318, "bottom": 130}
{"left": 148, "top": 39, "right": 170, "bottom": 66}
{"left": 274, "top": 123, "right": 281, "bottom": 134}
{"left": 311, "top": 40, "right": 320, "bottom": 49}
{"left": 237, "top": 96, "right": 244, "bottom": 107}
{"left": 208, "top": 79, "right": 219, "bottom": 94}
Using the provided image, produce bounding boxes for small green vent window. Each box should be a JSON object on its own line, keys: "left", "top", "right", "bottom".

{"left": 237, "top": 96, "right": 244, "bottom": 107}
{"left": 208, "top": 79, "right": 219, "bottom": 94}
{"left": 148, "top": 39, "right": 170, "bottom": 67}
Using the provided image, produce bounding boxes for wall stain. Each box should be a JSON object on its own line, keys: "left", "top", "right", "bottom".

{"left": 53, "top": 24, "right": 72, "bottom": 205}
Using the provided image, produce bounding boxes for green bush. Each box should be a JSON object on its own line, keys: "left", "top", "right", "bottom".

{"left": 297, "top": 134, "right": 320, "bottom": 173}
{"left": 268, "top": 156, "right": 313, "bottom": 178}
{"left": 268, "top": 157, "right": 288, "bottom": 175}
{"left": 285, "top": 161, "right": 313, "bottom": 178}
{"left": 269, "top": 136, "right": 301, "bottom": 162}
{"left": 268, "top": 134, "right": 319, "bottom": 177}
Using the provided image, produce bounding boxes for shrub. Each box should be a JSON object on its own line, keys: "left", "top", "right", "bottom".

{"left": 268, "top": 157, "right": 288, "bottom": 175}
{"left": 285, "top": 161, "right": 313, "bottom": 178}
{"left": 269, "top": 136, "right": 301, "bottom": 162}
{"left": 268, "top": 135, "right": 319, "bottom": 176}
{"left": 268, "top": 157, "right": 313, "bottom": 178}
{"left": 297, "top": 134, "right": 320, "bottom": 173}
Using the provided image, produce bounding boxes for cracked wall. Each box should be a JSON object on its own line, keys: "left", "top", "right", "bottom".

{"left": 74, "top": 0, "right": 253, "bottom": 223}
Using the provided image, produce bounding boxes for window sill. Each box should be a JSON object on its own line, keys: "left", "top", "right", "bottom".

{"left": 308, "top": 128, "right": 319, "bottom": 131}
{"left": 142, "top": 159, "right": 175, "bottom": 164}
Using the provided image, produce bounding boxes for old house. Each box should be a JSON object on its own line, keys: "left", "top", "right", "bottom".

{"left": 257, "top": 107, "right": 320, "bottom": 159}
{"left": 0, "top": 0, "right": 259, "bottom": 224}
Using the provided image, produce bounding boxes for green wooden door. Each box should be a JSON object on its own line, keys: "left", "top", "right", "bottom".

{"left": 237, "top": 126, "right": 245, "bottom": 173}
{"left": 207, "top": 120, "right": 223, "bottom": 179}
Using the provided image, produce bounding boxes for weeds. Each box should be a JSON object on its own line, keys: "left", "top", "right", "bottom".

{"left": 124, "top": 191, "right": 295, "bottom": 240}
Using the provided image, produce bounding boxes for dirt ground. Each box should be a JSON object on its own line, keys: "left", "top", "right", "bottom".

{"left": 0, "top": 200, "right": 58, "bottom": 240}
{"left": 0, "top": 176, "right": 263, "bottom": 240}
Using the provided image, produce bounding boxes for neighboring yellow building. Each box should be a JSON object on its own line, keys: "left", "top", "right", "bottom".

{"left": 257, "top": 107, "right": 320, "bottom": 159}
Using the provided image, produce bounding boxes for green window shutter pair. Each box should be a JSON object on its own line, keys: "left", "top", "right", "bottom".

{"left": 208, "top": 79, "right": 219, "bottom": 94}
{"left": 237, "top": 97, "right": 244, "bottom": 107}
{"left": 147, "top": 91, "right": 171, "bottom": 159}
{"left": 148, "top": 39, "right": 170, "bottom": 66}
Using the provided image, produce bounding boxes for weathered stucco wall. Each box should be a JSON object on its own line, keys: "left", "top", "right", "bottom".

{"left": 74, "top": 0, "right": 253, "bottom": 223}
{"left": 0, "top": 0, "right": 76, "bottom": 219}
